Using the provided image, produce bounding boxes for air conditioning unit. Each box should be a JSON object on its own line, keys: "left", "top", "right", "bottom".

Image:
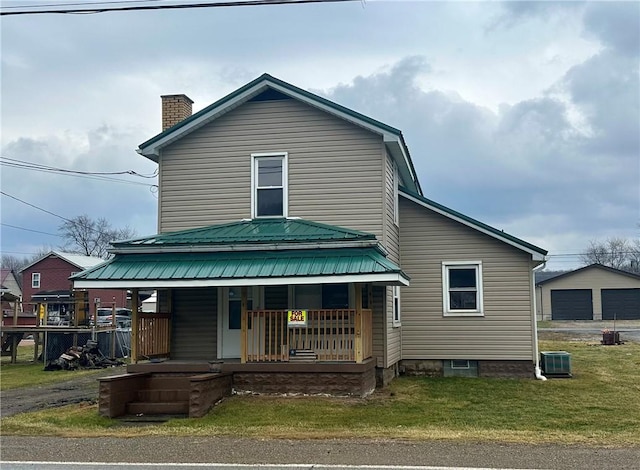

{"left": 540, "top": 351, "right": 572, "bottom": 378}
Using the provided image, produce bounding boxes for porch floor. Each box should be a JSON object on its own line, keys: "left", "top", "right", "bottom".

{"left": 127, "top": 358, "right": 374, "bottom": 374}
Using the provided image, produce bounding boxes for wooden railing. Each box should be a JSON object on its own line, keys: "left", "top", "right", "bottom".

{"left": 136, "top": 313, "right": 170, "bottom": 359}
{"left": 243, "top": 309, "right": 373, "bottom": 363}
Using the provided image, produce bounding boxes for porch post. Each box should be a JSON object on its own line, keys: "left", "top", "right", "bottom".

{"left": 355, "top": 283, "right": 363, "bottom": 363}
{"left": 240, "top": 286, "right": 247, "bottom": 364}
{"left": 131, "top": 288, "right": 139, "bottom": 363}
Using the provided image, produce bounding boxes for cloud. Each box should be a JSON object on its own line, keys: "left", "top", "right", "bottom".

{"left": 583, "top": 2, "right": 640, "bottom": 57}
{"left": 318, "top": 49, "right": 637, "bottom": 268}
{"left": 1, "top": 127, "right": 158, "bottom": 256}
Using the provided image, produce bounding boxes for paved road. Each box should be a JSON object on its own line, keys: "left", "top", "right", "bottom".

{"left": 2, "top": 437, "right": 640, "bottom": 470}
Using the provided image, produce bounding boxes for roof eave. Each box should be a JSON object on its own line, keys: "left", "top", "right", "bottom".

{"left": 137, "top": 75, "right": 422, "bottom": 194}
{"left": 399, "top": 189, "right": 547, "bottom": 260}
{"left": 73, "top": 272, "right": 410, "bottom": 290}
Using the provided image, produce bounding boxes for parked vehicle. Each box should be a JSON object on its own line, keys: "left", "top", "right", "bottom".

{"left": 91, "top": 308, "right": 132, "bottom": 328}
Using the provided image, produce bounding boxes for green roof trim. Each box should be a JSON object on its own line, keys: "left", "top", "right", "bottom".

{"left": 139, "top": 73, "right": 402, "bottom": 151}
{"left": 399, "top": 186, "right": 548, "bottom": 257}
{"left": 71, "top": 248, "right": 409, "bottom": 287}
{"left": 114, "top": 218, "right": 376, "bottom": 248}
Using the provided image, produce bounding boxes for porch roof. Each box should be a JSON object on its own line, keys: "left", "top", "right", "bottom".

{"left": 71, "top": 248, "right": 410, "bottom": 288}
{"left": 111, "top": 218, "right": 377, "bottom": 253}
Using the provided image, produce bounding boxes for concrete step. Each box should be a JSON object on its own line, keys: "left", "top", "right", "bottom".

{"left": 126, "top": 401, "right": 189, "bottom": 416}
{"left": 137, "top": 389, "right": 190, "bottom": 403}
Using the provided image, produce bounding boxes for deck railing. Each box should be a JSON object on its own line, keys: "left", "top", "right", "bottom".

{"left": 243, "top": 309, "right": 373, "bottom": 363}
{"left": 136, "top": 313, "right": 171, "bottom": 359}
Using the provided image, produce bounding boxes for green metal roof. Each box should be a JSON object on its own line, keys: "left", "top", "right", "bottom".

{"left": 114, "top": 218, "right": 376, "bottom": 249}
{"left": 399, "top": 186, "right": 548, "bottom": 258}
{"left": 71, "top": 248, "right": 409, "bottom": 288}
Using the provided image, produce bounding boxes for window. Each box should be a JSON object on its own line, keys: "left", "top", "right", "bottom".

{"left": 322, "top": 284, "right": 349, "bottom": 309}
{"left": 392, "top": 286, "right": 401, "bottom": 326}
{"left": 442, "top": 261, "right": 483, "bottom": 316}
{"left": 251, "top": 153, "right": 288, "bottom": 218}
{"left": 32, "top": 272, "right": 41, "bottom": 289}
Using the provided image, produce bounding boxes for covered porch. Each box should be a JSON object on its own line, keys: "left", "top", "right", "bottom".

{"left": 128, "top": 283, "right": 375, "bottom": 366}
{"left": 72, "top": 218, "right": 409, "bottom": 415}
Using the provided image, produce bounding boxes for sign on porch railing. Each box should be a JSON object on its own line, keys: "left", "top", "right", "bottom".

{"left": 287, "top": 310, "right": 307, "bottom": 327}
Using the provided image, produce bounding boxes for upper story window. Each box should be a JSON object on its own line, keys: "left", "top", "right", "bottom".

{"left": 442, "top": 261, "right": 484, "bottom": 316}
{"left": 32, "top": 272, "right": 41, "bottom": 289}
{"left": 251, "top": 153, "right": 288, "bottom": 218}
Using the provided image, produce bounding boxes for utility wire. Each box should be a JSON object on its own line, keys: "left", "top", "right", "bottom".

{"left": 2, "top": 0, "right": 165, "bottom": 9}
{"left": 0, "top": 156, "right": 158, "bottom": 187}
{"left": 1, "top": 223, "right": 63, "bottom": 237}
{"left": 1, "top": 156, "right": 157, "bottom": 178}
{"left": 0, "top": 191, "right": 72, "bottom": 222}
{"left": 0, "top": 0, "right": 357, "bottom": 16}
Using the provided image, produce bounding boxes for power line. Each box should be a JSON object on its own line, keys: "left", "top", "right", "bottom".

{"left": 0, "top": 0, "right": 357, "bottom": 16}
{"left": 1, "top": 223, "right": 63, "bottom": 237}
{"left": 0, "top": 156, "right": 158, "bottom": 187}
{"left": 2, "top": 0, "right": 163, "bottom": 9}
{"left": 0, "top": 191, "right": 72, "bottom": 222}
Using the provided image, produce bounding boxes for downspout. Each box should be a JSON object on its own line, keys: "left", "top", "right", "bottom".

{"left": 532, "top": 261, "right": 547, "bottom": 381}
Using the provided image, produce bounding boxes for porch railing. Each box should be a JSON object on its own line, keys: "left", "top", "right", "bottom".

{"left": 243, "top": 309, "right": 372, "bottom": 363}
{"left": 136, "top": 313, "right": 171, "bottom": 359}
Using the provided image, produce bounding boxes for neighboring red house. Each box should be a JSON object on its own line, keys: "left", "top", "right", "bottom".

{"left": 19, "top": 251, "right": 127, "bottom": 325}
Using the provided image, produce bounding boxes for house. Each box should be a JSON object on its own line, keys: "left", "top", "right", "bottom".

{"left": 72, "top": 74, "right": 547, "bottom": 417}
{"left": 20, "top": 251, "right": 128, "bottom": 325}
{"left": 1, "top": 268, "right": 28, "bottom": 325}
{"left": 536, "top": 264, "right": 640, "bottom": 320}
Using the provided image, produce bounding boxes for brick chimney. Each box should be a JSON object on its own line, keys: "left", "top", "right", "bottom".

{"left": 161, "top": 94, "right": 194, "bottom": 131}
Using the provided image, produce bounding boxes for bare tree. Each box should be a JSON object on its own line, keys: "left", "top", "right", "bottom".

{"left": 58, "top": 214, "right": 136, "bottom": 259}
{"left": 581, "top": 237, "right": 640, "bottom": 273}
{"left": 1, "top": 249, "right": 51, "bottom": 272}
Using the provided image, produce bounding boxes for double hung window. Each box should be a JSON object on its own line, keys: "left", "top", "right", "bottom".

{"left": 32, "top": 272, "right": 41, "bottom": 289}
{"left": 252, "top": 153, "right": 287, "bottom": 218}
{"left": 442, "top": 261, "right": 483, "bottom": 316}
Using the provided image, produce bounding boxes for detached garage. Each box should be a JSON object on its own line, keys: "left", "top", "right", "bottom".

{"left": 536, "top": 264, "right": 640, "bottom": 321}
{"left": 602, "top": 288, "right": 640, "bottom": 320}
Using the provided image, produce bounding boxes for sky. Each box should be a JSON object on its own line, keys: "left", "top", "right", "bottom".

{"left": 1, "top": 0, "right": 639, "bottom": 271}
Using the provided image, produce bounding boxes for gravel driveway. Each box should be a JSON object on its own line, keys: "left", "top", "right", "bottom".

{"left": 0, "top": 366, "right": 124, "bottom": 418}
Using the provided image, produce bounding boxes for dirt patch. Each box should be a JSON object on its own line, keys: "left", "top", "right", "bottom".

{"left": 0, "top": 366, "right": 125, "bottom": 418}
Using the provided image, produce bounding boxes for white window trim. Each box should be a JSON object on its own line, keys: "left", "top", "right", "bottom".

{"left": 392, "top": 285, "right": 401, "bottom": 326}
{"left": 393, "top": 160, "right": 399, "bottom": 226}
{"left": 251, "top": 152, "right": 288, "bottom": 218}
{"left": 32, "top": 272, "right": 41, "bottom": 289}
{"left": 442, "top": 261, "right": 484, "bottom": 317}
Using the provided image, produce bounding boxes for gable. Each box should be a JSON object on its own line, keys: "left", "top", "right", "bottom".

{"left": 138, "top": 73, "right": 421, "bottom": 195}
{"left": 399, "top": 188, "right": 546, "bottom": 261}
{"left": 537, "top": 264, "right": 640, "bottom": 287}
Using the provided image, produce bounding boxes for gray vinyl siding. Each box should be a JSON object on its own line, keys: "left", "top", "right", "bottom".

{"left": 372, "top": 285, "right": 385, "bottom": 367}
{"left": 170, "top": 288, "right": 217, "bottom": 360}
{"left": 383, "top": 153, "right": 401, "bottom": 368}
{"left": 537, "top": 267, "right": 640, "bottom": 321}
{"left": 399, "top": 196, "right": 535, "bottom": 361}
{"left": 159, "top": 98, "right": 385, "bottom": 239}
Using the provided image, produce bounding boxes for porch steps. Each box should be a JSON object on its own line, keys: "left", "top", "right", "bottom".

{"left": 288, "top": 349, "right": 317, "bottom": 362}
{"left": 126, "top": 401, "right": 189, "bottom": 415}
{"left": 125, "top": 374, "right": 192, "bottom": 417}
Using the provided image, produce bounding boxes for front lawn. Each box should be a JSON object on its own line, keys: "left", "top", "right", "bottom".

{"left": 2, "top": 339, "right": 639, "bottom": 446}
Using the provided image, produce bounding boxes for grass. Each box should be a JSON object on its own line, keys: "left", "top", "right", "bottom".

{"left": 0, "top": 343, "right": 108, "bottom": 391}
{"left": 2, "top": 339, "right": 640, "bottom": 447}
